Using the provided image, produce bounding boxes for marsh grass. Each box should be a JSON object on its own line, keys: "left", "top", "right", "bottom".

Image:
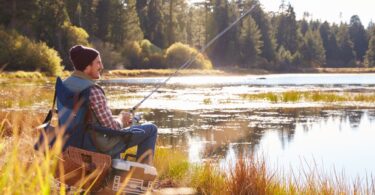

{"left": 240, "top": 91, "right": 375, "bottom": 103}
{"left": 0, "top": 83, "right": 53, "bottom": 109}
{"left": 0, "top": 112, "right": 62, "bottom": 194}
{"left": 106, "top": 69, "right": 226, "bottom": 77}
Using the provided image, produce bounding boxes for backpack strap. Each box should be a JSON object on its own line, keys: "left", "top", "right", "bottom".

{"left": 37, "top": 77, "right": 59, "bottom": 129}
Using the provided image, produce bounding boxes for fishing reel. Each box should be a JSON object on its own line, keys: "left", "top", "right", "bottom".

{"left": 131, "top": 112, "right": 143, "bottom": 126}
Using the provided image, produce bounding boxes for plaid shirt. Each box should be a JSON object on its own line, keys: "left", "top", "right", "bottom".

{"left": 89, "top": 86, "right": 122, "bottom": 130}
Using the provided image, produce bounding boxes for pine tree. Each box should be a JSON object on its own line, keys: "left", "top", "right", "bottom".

{"left": 146, "top": 0, "right": 167, "bottom": 48}
{"left": 364, "top": 28, "right": 375, "bottom": 67}
{"left": 248, "top": 0, "right": 277, "bottom": 63}
{"left": 319, "top": 22, "right": 340, "bottom": 67}
{"left": 0, "top": 0, "right": 39, "bottom": 34}
{"left": 164, "top": 0, "right": 188, "bottom": 46}
{"left": 348, "top": 15, "right": 369, "bottom": 62}
{"left": 276, "top": 3, "right": 299, "bottom": 54}
{"left": 238, "top": 16, "right": 263, "bottom": 68}
{"left": 299, "top": 29, "right": 326, "bottom": 67}
{"left": 209, "top": 0, "right": 230, "bottom": 66}
{"left": 123, "top": 0, "right": 144, "bottom": 42}
{"left": 337, "top": 24, "right": 356, "bottom": 67}
{"left": 79, "top": 0, "right": 97, "bottom": 37}
{"left": 96, "top": 0, "right": 111, "bottom": 41}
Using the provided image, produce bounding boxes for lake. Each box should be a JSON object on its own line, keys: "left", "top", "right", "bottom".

{"left": 2, "top": 73, "right": 375, "bottom": 180}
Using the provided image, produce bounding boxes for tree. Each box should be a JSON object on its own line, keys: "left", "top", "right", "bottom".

{"left": 164, "top": 0, "right": 188, "bottom": 46}
{"left": 209, "top": 0, "right": 230, "bottom": 66}
{"left": 145, "top": 0, "right": 167, "bottom": 48}
{"left": 95, "top": 0, "right": 111, "bottom": 41}
{"left": 248, "top": 0, "right": 277, "bottom": 63}
{"left": 364, "top": 28, "right": 375, "bottom": 67}
{"left": 123, "top": 0, "right": 144, "bottom": 42}
{"left": 79, "top": 0, "right": 98, "bottom": 37}
{"left": 276, "top": 4, "right": 299, "bottom": 54}
{"left": 0, "top": 0, "right": 39, "bottom": 35}
{"left": 35, "top": 0, "right": 70, "bottom": 65}
{"left": 135, "top": 0, "right": 148, "bottom": 34}
{"left": 319, "top": 22, "right": 340, "bottom": 67}
{"left": 299, "top": 29, "right": 326, "bottom": 67}
{"left": 337, "top": 24, "right": 356, "bottom": 67}
{"left": 348, "top": 15, "right": 368, "bottom": 62}
{"left": 238, "top": 16, "right": 263, "bottom": 68}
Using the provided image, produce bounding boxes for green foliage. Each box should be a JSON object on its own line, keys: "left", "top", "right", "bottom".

{"left": 138, "top": 39, "right": 165, "bottom": 69}
{"left": 61, "top": 23, "right": 89, "bottom": 48}
{"left": 238, "top": 16, "right": 263, "bottom": 68}
{"left": 146, "top": 0, "right": 167, "bottom": 48}
{"left": 319, "top": 22, "right": 341, "bottom": 67}
{"left": 154, "top": 148, "right": 190, "bottom": 183}
{"left": 348, "top": 15, "right": 369, "bottom": 62}
{"left": 0, "top": 28, "right": 62, "bottom": 76}
{"left": 165, "top": 42, "right": 213, "bottom": 69}
{"left": 121, "top": 41, "right": 143, "bottom": 69}
{"left": 191, "top": 163, "right": 226, "bottom": 195}
{"left": 299, "top": 30, "right": 326, "bottom": 67}
{"left": 249, "top": 2, "right": 277, "bottom": 63}
{"left": 364, "top": 29, "right": 375, "bottom": 67}
{"left": 337, "top": 24, "right": 357, "bottom": 67}
{"left": 140, "top": 39, "right": 163, "bottom": 56}
{"left": 276, "top": 4, "right": 299, "bottom": 54}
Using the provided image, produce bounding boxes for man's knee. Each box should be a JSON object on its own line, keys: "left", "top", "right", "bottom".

{"left": 148, "top": 123, "right": 158, "bottom": 136}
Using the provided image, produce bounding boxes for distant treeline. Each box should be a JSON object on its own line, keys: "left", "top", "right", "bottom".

{"left": 0, "top": 0, "right": 375, "bottom": 75}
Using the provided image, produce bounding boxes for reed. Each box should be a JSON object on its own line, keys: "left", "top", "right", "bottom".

{"left": 240, "top": 91, "right": 375, "bottom": 103}
{"left": 107, "top": 69, "right": 226, "bottom": 77}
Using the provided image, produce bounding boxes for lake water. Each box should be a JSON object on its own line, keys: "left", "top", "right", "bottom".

{"left": 2, "top": 73, "right": 375, "bottom": 180}
{"left": 102, "top": 73, "right": 375, "bottom": 180}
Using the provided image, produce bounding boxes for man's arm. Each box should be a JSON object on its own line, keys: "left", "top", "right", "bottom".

{"left": 89, "top": 86, "right": 123, "bottom": 130}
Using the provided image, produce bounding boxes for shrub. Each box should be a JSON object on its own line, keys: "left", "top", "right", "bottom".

{"left": 140, "top": 39, "right": 162, "bottom": 56}
{"left": 121, "top": 41, "right": 142, "bottom": 69}
{"left": 0, "top": 27, "right": 63, "bottom": 76}
{"left": 137, "top": 39, "right": 165, "bottom": 69}
{"left": 165, "top": 42, "right": 213, "bottom": 70}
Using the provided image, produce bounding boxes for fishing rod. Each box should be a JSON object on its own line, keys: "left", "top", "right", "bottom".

{"left": 130, "top": 4, "right": 256, "bottom": 116}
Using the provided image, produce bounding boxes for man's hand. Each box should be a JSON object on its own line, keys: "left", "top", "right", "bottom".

{"left": 120, "top": 111, "right": 133, "bottom": 127}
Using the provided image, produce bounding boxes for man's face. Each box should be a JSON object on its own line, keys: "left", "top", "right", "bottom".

{"left": 84, "top": 55, "right": 103, "bottom": 79}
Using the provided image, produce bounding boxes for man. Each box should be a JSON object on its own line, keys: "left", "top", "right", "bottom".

{"left": 64, "top": 45, "right": 157, "bottom": 164}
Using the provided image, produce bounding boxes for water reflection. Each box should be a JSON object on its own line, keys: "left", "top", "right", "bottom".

{"left": 140, "top": 108, "right": 375, "bottom": 179}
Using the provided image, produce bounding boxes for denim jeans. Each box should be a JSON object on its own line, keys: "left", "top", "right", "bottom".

{"left": 109, "top": 123, "right": 158, "bottom": 164}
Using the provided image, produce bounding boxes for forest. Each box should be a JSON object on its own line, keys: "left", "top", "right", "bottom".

{"left": 1, "top": 0, "right": 375, "bottom": 76}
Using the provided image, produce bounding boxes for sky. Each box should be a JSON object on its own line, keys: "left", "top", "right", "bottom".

{"left": 258, "top": 0, "right": 375, "bottom": 27}
{"left": 188, "top": 0, "right": 375, "bottom": 27}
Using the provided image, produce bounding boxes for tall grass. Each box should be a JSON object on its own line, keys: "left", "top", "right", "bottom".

{"left": 0, "top": 112, "right": 62, "bottom": 194}
{"left": 240, "top": 91, "right": 375, "bottom": 103}
{"left": 107, "top": 69, "right": 226, "bottom": 77}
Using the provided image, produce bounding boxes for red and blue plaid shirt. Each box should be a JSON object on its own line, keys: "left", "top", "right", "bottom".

{"left": 89, "top": 86, "right": 122, "bottom": 130}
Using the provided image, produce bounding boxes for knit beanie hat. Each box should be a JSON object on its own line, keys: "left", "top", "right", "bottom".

{"left": 69, "top": 45, "right": 99, "bottom": 71}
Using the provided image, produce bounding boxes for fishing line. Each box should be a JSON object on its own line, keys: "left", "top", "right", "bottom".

{"left": 130, "top": 4, "right": 256, "bottom": 113}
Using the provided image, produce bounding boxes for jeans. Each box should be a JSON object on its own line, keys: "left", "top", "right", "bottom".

{"left": 110, "top": 123, "right": 158, "bottom": 164}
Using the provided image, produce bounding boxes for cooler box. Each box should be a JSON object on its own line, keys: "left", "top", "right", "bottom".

{"left": 100, "top": 159, "right": 158, "bottom": 194}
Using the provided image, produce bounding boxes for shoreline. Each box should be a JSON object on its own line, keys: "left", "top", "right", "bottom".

{"left": 1, "top": 67, "right": 375, "bottom": 80}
